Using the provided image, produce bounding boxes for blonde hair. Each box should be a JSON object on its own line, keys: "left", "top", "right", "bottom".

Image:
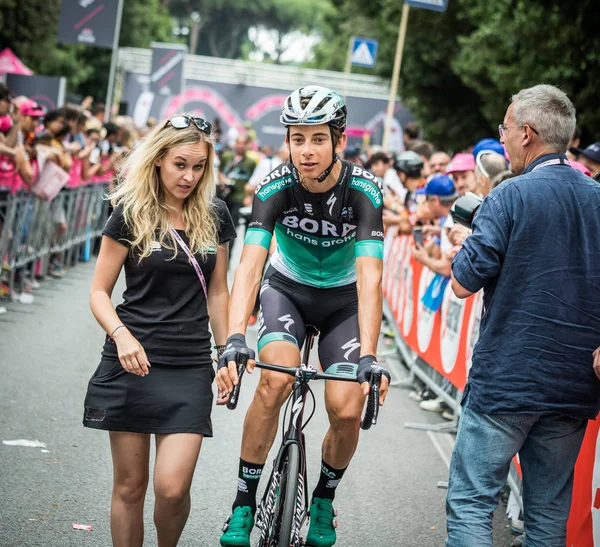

{"left": 110, "top": 115, "right": 218, "bottom": 262}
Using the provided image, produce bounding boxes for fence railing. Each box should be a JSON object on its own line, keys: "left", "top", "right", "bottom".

{"left": 0, "top": 183, "right": 110, "bottom": 303}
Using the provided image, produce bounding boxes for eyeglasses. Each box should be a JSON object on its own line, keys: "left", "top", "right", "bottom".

{"left": 165, "top": 115, "right": 212, "bottom": 135}
{"left": 498, "top": 124, "right": 539, "bottom": 139}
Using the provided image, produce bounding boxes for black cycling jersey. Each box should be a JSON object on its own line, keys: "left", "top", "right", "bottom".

{"left": 245, "top": 160, "right": 384, "bottom": 288}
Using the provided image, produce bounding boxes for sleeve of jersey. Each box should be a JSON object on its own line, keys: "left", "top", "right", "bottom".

{"left": 243, "top": 180, "right": 282, "bottom": 251}
{"left": 350, "top": 172, "right": 385, "bottom": 261}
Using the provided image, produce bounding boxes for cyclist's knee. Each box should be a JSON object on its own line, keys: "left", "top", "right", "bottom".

{"left": 326, "top": 403, "right": 362, "bottom": 429}
{"left": 255, "top": 372, "right": 293, "bottom": 412}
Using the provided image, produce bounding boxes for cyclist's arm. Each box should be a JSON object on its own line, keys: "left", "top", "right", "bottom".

{"left": 351, "top": 169, "right": 385, "bottom": 358}
{"left": 356, "top": 256, "right": 383, "bottom": 357}
{"left": 228, "top": 244, "right": 268, "bottom": 335}
{"left": 227, "top": 177, "right": 282, "bottom": 335}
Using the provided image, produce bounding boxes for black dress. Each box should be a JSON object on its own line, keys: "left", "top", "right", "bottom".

{"left": 83, "top": 199, "right": 236, "bottom": 436}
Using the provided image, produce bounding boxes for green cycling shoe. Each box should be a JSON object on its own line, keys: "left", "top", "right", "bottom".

{"left": 306, "top": 497, "right": 337, "bottom": 547}
{"left": 220, "top": 506, "right": 255, "bottom": 547}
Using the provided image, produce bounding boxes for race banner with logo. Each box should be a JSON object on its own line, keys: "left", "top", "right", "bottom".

{"left": 383, "top": 232, "right": 599, "bottom": 546}
{"left": 6, "top": 74, "right": 66, "bottom": 112}
{"left": 57, "top": 0, "right": 121, "bottom": 49}
{"left": 150, "top": 43, "right": 186, "bottom": 98}
{"left": 122, "top": 72, "right": 414, "bottom": 148}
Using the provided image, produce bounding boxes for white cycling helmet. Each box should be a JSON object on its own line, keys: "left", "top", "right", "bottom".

{"left": 280, "top": 86, "right": 347, "bottom": 131}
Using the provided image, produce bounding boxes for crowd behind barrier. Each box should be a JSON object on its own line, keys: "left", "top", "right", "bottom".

{"left": 382, "top": 231, "right": 599, "bottom": 547}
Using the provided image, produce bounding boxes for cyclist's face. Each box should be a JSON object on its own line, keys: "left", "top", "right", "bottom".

{"left": 287, "top": 124, "right": 346, "bottom": 178}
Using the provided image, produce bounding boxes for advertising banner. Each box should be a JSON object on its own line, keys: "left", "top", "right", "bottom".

{"left": 57, "top": 0, "right": 121, "bottom": 49}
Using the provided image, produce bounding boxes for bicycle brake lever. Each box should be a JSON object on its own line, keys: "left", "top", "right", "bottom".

{"left": 227, "top": 349, "right": 249, "bottom": 410}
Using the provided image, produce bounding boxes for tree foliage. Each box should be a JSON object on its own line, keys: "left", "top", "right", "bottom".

{"left": 311, "top": 0, "right": 600, "bottom": 150}
{"left": 166, "top": 0, "right": 330, "bottom": 60}
{"left": 0, "top": 0, "right": 173, "bottom": 102}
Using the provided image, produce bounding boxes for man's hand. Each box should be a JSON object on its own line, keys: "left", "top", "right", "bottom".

{"left": 215, "top": 334, "right": 256, "bottom": 405}
{"left": 593, "top": 347, "right": 600, "bottom": 381}
{"left": 411, "top": 243, "right": 430, "bottom": 266}
{"left": 357, "top": 355, "right": 391, "bottom": 405}
{"left": 449, "top": 225, "right": 469, "bottom": 246}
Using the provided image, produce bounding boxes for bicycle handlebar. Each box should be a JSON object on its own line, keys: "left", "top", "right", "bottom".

{"left": 225, "top": 354, "right": 382, "bottom": 428}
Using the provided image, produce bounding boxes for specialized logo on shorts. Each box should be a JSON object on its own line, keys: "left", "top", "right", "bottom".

{"left": 278, "top": 314, "right": 295, "bottom": 333}
{"left": 341, "top": 338, "right": 361, "bottom": 360}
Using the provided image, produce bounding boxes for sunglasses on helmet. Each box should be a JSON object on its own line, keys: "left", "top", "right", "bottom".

{"left": 165, "top": 115, "right": 212, "bottom": 134}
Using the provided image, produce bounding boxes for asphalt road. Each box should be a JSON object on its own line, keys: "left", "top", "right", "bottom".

{"left": 0, "top": 240, "right": 516, "bottom": 546}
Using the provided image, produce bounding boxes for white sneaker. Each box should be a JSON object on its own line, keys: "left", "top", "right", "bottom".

{"left": 442, "top": 409, "right": 454, "bottom": 421}
{"left": 420, "top": 397, "right": 448, "bottom": 413}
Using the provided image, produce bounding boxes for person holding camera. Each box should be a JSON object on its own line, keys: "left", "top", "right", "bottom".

{"left": 445, "top": 85, "right": 600, "bottom": 547}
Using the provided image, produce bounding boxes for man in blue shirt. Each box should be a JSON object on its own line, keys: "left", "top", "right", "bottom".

{"left": 446, "top": 84, "right": 600, "bottom": 547}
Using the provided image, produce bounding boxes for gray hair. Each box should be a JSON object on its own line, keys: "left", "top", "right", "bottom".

{"left": 511, "top": 85, "right": 576, "bottom": 152}
{"left": 478, "top": 152, "right": 508, "bottom": 180}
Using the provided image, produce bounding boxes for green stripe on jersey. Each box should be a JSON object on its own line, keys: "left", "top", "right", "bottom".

{"left": 245, "top": 228, "right": 272, "bottom": 249}
{"left": 355, "top": 240, "right": 384, "bottom": 260}
{"left": 349, "top": 177, "right": 383, "bottom": 208}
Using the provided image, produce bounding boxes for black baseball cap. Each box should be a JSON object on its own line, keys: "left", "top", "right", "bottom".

{"left": 570, "top": 142, "right": 600, "bottom": 163}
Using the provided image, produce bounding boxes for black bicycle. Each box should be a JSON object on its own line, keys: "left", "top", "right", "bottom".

{"left": 227, "top": 325, "right": 382, "bottom": 547}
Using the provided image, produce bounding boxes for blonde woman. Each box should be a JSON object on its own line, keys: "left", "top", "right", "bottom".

{"left": 83, "top": 115, "right": 236, "bottom": 547}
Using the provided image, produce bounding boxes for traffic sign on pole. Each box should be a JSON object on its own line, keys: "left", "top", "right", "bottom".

{"left": 405, "top": 0, "right": 448, "bottom": 12}
{"left": 350, "top": 37, "right": 379, "bottom": 68}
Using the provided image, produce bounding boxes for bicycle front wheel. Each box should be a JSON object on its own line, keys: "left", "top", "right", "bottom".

{"left": 276, "top": 443, "right": 301, "bottom": 547}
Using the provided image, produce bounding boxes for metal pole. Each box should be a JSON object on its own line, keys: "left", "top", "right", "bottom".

{"left": 382, "top": 2, "right": 410, "bottom": 151}
{"left": 105, "top": 0, "right": 125, "bottom": 121}
{"left": 342, "top": 37, "right": 353, "bottom": 103}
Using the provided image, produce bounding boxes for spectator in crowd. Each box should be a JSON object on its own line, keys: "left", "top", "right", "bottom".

{"left": 474, "top": 151, "right": 508, "bottom": 197}
{"left": 91, "top": 102, "right": 106, "bottom": 127}
{"left": 490, "top": 170, "right": 516, "bottom": 190}
{"left": 368, "top": 151, "right": 405, "bottom": 201}
{"left": 0, "top": 83, "right": 11, "bottom": 116}
{"left": 566, "top": 126, "right": 581, "bottom": 161}
{"left": 383, "top": 151, "right": 424, "bottom": 233}
{"left": 408, "top": 140, "right": 435, "bottom": 177}
{"left": 570, "top": 141, "right": 600, "bottom": 179}
{"left": 218, "top": 134, "right": 257, "bottom": 240}
{"left": 43, "top": 110, "right": 73, "bottom": 173}
{"left": 403, "top": 121, "right": 420, "bottom": 148}
{"left": 84, "top": 113, "right": 236, "bottom": 547}
{"left": 446, "top": 153, "right": 477, "bottom": 196}
{"left": 429, "top": 151, "right": 451, "bottom": 176}
{"left": 446, "top": 84, "right": 600, "bottom": 547}
{"left": 472, "top": 138, "right": 505, "bottom": 159}
{"left": 410, "top": 175, "right": 459, "bottom": 277}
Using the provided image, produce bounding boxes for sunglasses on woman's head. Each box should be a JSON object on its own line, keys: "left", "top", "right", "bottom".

{"left": 165, "top": 115, "right": 212, "bottom": 135}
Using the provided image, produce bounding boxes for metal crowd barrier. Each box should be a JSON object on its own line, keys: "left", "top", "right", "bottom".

{"left": 0, "top": 183, "right": 110, "bottom": 304}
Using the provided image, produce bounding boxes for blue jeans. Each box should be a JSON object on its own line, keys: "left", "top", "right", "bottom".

{"left": 445, "top": 400, "right": 587, "bottom": 547}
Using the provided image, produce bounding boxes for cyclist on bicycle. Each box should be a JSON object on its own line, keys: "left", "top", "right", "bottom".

{"left": 217, "top": 85, "right": 391, "bottom": 547}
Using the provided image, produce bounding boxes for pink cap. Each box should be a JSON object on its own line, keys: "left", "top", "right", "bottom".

{"left": 0, "top": 115, "right": 12, "bottom": 133}
{"left": 569, "top": 160, "right": 591, "bottom": 177}
{"left": 446, "top": 153, "right": 475, "bottom": 174}
{"left": 19, "top": 99, "right": 45, "bottom": 117}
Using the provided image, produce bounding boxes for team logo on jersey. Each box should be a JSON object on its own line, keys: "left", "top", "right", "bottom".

{"left": 349, "top": 166, "right": 383, "bottom": 208}
{"left": 304, "top": 203, "right": 313, "bottom": 214}
{"left": 255, "top": 168, "right": 293, "bottom": 201}
{"left": 150, "top": 241, "right": 162, "bottom": 252}
{"left": 326, "top": 194, "right": 337, "bottom": 216}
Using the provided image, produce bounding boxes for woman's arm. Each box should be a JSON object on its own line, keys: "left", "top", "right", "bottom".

{"left": 90, "top": 235, "right": 150, "bottom": 376}
{"left": 208, "top": 244, "right": 230, "bottom": 346}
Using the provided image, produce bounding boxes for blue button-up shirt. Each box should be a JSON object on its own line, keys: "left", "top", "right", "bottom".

{"left": 452, "top": 153, "right": 600, "bottom": 418}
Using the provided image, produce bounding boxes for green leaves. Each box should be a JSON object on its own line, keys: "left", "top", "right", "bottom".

{"left": 312, "top": 0, "right": 600, "bottom": 150}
